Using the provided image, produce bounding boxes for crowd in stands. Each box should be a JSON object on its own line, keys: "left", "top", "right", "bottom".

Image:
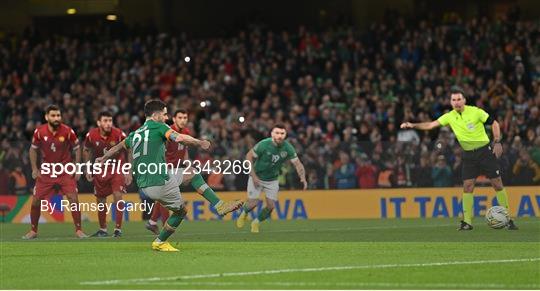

{"left": 1, "top": 12, "right": 539, "bottom": 194}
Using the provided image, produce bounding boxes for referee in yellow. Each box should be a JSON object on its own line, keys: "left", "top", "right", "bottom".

{"left": 401, "top": 86, "right": 518, "bottom": 230}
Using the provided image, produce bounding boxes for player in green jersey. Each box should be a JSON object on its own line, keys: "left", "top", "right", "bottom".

{"left": 97, "top": 100, "right": 212, "bottom": 251}
{"left": 236, "top": 124, "right": 307, "bottom": 233}
{"left": 400, "top": 86, "right": 518, "bottom": 230}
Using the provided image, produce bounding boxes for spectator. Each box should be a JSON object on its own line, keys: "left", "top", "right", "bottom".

{"left": 278, "top": 162, "right": 296, "bottom": 189}
{"left": 9, "top": 166, "right": 28, "bottom": 195}
{"left": 431, "top": 155, "right": 453, "bottom": 187}
{"left": 413, "top": 155, "right": 433, "bottom": 187}
{"left": 394, "top": 156, "right": 409, "bottom": 187}
{"left": 529, "top": 137, "right": 540, "bottom": 166}
{"left": 333, "top": 152, "right": 357, "bottom": 189}
{"left": 207, "top": 172, "right": 225, "bottom": 191}
{"left": 378, "top": 161, "right": 396, "bottom": 188}
{"left": 451, "top": 149, "right": 463, "bottom": 186}
{"left": 397, "top": 128, "right": 420, "bottom": 144}
{"left": 0, "top": 164, "right": 10, "bottom": 195}
{"left": 355, "top": 154, "right": 378, "bottom": 188}
{"left": 0, "top": 17, "right": 538, "bottom": 190}
{"left": 512, "top": 149, "right": 540, "bottom": 185}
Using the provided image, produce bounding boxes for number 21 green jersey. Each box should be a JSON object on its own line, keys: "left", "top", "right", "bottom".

{"left": 125, "top": 120, "right": 173, "bottom": 188}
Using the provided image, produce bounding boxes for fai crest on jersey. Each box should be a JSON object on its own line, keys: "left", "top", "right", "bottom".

{"left": 44, "top": 136, "right": 48, "bottom": 141}
{"left": 110, "top": 141, "right": 116, "bottom": 146}
{"left": 59, "top": 136, "right": 65, "bottom": 142}
{"left": 96, "top": 141, "right": 100, "bottom": 146}
{"left": 280, "top": 151, "right": 287, "bottom": 158}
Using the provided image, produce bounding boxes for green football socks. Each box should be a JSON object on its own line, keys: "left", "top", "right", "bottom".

{"left": 242, "top": 204, "right": 252, "bottom": 214}
{"left": 157, "top": 208, "right": 186, "bottom": 242}
{"left": 257, "top": 207, "right": 273, "bottom": 222}
{"left": 191, "top": 174, "right": 220, "bottom": 206}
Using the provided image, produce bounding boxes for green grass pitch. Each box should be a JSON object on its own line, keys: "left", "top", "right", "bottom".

{"left": 1, "top": 218, "right": 539, "bottom": 289}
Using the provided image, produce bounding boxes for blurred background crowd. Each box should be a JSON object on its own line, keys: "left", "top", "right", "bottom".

{"left": 1, "top": 9, "right": 539, "bottom": 194}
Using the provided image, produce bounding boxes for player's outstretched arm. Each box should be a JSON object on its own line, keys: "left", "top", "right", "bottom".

{"left": 400, "top": 120, "right": 441, "bottom": 131}
{"left": 291, "top": 158, "right": 307, "bottom": 190}
{"left": 95, "top": 140, "right": 127, "bottom": 164}
{"left": 168, "top": 130, "right": 210, "bottom": 150}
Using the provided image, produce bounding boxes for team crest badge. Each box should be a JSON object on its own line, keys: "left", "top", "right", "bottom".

{"left": 110, "top": 141, "right": 116, "bottom": 146}
{"left": 44, "top": 136, "right": 48, "bottom": 141}
{"left": 96, "top": 141, "right": 100, "bottom": 146}
{"left": 280, "top": 151, "right": 287, "bottom": 158}
{"left": 59, "top": 136, "right": 65, "bottom": 142}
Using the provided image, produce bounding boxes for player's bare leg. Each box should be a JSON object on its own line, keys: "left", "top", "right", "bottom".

{"left": 112, "top": 192, "right": 125, "bottom": 237}
{"left": 66, "top": 192, "right": 88, "bottom": 238}
{"left": 251, "top": 197, "right": 275, "bottom": 233}
{"left": 183, "top": 172, "right": 242, "bottom": 216}
{"left": 236, "top": 198, "right": 259, "bottom": 229}
{"left": 489, "top": 177, "right": 518, "bottom": 230}
{"left": 91, "top": 196, "right": 109, "bottom": 237}
{"left": 22, "top": 196, "right": 42, "bottom": 239}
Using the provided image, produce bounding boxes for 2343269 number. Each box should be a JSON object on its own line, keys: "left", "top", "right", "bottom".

{"left": 182, "top": 160, "right": 251, "bottom": 175}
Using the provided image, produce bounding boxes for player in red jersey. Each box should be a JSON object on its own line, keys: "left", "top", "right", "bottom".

{"left": 83, "top": 111, "right": 131, "bottom": 238}
{"left": 145, "top": 109, "right": 242, "bottom": 234}
{"left": 23, "top": 105, "right": 87, "bottom": 239}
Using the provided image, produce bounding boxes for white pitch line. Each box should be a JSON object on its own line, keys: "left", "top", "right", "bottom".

{"left": 79, "top": 257, "right": 540, "bottom": 285}
{"left": 138, "top": 281, "right": 540, "bottom": 289}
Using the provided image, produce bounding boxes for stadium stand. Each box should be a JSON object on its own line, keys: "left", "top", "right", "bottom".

{"left": 0, "top": 14, "right": 539, "bottom": 192}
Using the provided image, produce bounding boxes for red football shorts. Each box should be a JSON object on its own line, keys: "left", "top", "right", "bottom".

{"left": 93, "top": 173, "right": 126, "bottom": 197}
{"left": 33, "top": 174, "right": 77, "bottom": 199}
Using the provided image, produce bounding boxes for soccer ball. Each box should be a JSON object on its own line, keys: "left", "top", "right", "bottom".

{"left": 485, "top": 206, "right": 509, "bottom": 229}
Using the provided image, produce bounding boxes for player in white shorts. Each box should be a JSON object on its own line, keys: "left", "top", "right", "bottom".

{"left": 236, "top": 124, "right": 308, "bottom": 233}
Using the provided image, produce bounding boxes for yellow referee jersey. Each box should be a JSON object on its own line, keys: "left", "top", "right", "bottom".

{"left": 437, "top": 105, "right": 491, "bottom": 151}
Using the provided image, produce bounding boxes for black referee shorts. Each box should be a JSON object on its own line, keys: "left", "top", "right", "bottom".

{"left": 462, "top": 144, "right": 501, "bottom": 180}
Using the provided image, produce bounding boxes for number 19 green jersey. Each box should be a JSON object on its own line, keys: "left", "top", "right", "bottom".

{"left": 125, "top": 120, "right": 172, "bottom": 188}
{"left": 252, "top": 138, "right": 298, "bottom": 181}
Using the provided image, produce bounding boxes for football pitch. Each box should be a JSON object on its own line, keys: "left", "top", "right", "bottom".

{"left": 1, "top": 218, "right": 539, "bottom": 289}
